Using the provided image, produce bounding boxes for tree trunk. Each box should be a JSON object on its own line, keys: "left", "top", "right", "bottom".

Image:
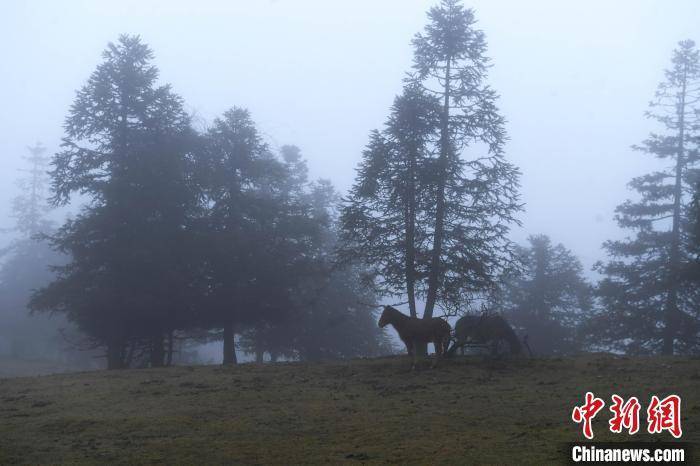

{"left": 166, "top": 330, "right": 174, "bottom": 366}
{"left": 125, "top": 342, "right": 135, "bottom": 368}
{"left": 106, "top": 339, "right": 125, "bottom": 370}
{"left": 404, "top": 141, "right": 419, "bottom": 318}
{"left": 223, "top": 322, "right": 238, "bottom": 365}
{"left": 150, "top": 333, "right": 165, "bottom": 368}
{"left": 255, "top": 325, "right": 264, "bottom": 363}
{"left": 533, "top": 241, "right": 548, "bottom": 320}
{"left": 424, "top": 56, "right": 452, "bottom": 320}
{"left": 663, "top": 65, "right": 688, "bottom": 356}
{"left": 270, "top": 351, "right": 279, "bottom": 363}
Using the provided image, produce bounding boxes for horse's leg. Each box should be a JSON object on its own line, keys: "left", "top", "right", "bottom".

{"left": 431, "top": 339, "right": 438, "bottom": 368}
{"left": 412, "top": 340, "right": 419, "bottom": 371}
{"left": 404, "top": 338, "right": 413, "bottom": 356}
{"left": 441, "top": 335, "right": 450, "bottom": 359}
{"left": 403, "top": 339, "right": 416, "bottom": 370}
{"left": 432, "top": 336, "right": 444, "bottom": 368}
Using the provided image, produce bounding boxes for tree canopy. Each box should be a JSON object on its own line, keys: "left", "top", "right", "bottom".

{"left": 491, "top": 235, "right": 592, "bottom": 355}
{"left": 342, "top": 0, "right": 521, "bottom": 330}
{"left": 29, "top": 35, "right": 387, "bottom": 368}
{"left": 595, "top": 40, "right": 700, "bottom": 355}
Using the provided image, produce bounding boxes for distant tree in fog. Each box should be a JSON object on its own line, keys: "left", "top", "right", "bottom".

{"left": 0, "top": 144, "right": 91, "bottom": 367}
{"left": 198, "top": 108, "right": 283, "bottom": 364}
{"left": 30, "top": 35, "right": 201, "bottom": 369}
{"left": 199, "top": 112, "right": 327, "bottom": 364}
{"left": 1, "top": 143, "right": 56, "bottom": 359}
{"left": 239, "top": 261, "right": 392, "bottom": 363}
{"left": 291, "top": 261, "right": 393, "bottom": 361}
{"left": 0, "top": 238, "right": 66, "bottom": 360}
{"left": 595, "top": 40, "right": 700, "bottom": 355}
{"left": 491, "top": 235, "right": 592, "bottom": 355}
{"left": 244, "top": 180, "right": 392, "bottom": 362}
{"left": 687, "top": 182, "right": 700, "bottom": 292}
{"left": 342, "top": 0, "right": 521, "bottom": 345}
{"left": 11, "top": 143, "right": 52, "bottom": 237}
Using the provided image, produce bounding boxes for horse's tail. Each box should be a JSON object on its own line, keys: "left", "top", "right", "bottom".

{"left": 443, "top": 331, "right": 452, "bottom": 357}
{"left": 523, "top": 334, "right": 533, "bottom": 358}
{"left": 435, "top": 323, "right": 454, "bottom": 358}
{"left": 500, "top": 318, "right": 522, "bottom": 355}
{"left": 446, "top": 339, "right": 458, "bottom": 357}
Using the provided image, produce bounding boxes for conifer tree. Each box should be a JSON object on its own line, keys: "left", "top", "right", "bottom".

{"left": 342, "top": 1, "right": 520, "bottom": 334}
{"left": 12, "top": 143, "right": 52, "bottom": 237}
{"left": 341, "top": 84, "right": 439, "bottom": 317}
{"left": 0, "top": 143, "right": 69, "bottom": 362}
{"left": 596, "top": 40, "right": 700, "bottom": 355}
{"left": 493, "top": 235, "right": 592, "bottom": 355}
{"left": 411, "top": 0, "right": 520, "bottom": 319}
{"left": 31, "top": 35, "right": 199, "bottom": 368}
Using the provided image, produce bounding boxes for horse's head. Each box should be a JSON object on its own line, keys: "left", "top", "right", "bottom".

{"left": 378, "top": 305, "right": 395, "bottom": 328}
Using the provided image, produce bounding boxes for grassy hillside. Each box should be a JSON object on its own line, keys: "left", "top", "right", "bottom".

{"left": 1, "top": 355, "right": 698, "bottom": 464}
{"left": 0, "top": 356, "right": 96, "bottom": 378}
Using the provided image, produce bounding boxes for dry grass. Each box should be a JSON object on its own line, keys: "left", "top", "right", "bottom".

{"left": 1, "top": 354, "right": 698, "bottom": 464}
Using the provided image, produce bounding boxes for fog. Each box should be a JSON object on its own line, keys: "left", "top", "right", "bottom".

{"left": 4, "top": 4, "right": 700, "bottom": 460}
{"left": 1, "top": 0, "right": 697, "bottom": 267}
{"left": 1, "top": 1, "right": 699, "bottom": 374}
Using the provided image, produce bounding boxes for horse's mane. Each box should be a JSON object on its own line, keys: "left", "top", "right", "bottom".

{"left": 384, "top": 305, "right": 409, "bottom": 320}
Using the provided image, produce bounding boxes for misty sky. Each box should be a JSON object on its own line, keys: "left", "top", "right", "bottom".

{"left": 2, "top": 0, "right": 699, "bottom": 273}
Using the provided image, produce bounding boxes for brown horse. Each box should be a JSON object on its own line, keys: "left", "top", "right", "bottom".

{"left": 378, "top": 305, "right": 451, "bottom": 369}
{"left": 448, "top": 313, "right": 523, "bottom": 357}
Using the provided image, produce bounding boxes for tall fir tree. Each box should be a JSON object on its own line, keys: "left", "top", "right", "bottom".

{"left": 683, "top": 181, "right": 700, "bottom": 306}
{"left": 201, "top": 107, "right": 281, "bottom": 364}
{"left": 30, "top": 35, "right": 200, "bottom": 368}
{"left": 341, "top": 84, "right": 439, "bottom": 317}
{"left": 411, "top": 0, "right": 521, "bottom": 319}
{"left": 342, "top": 1, "right": 520, "bottom": 338}
{"left": 596, "top": 40, "right": 700, "bottom": 355}
{"left": 202, "top": 110, "right": 329, "bottom": 364}
{"left": 244, "top": 180, "right": 393, "bottom": 362}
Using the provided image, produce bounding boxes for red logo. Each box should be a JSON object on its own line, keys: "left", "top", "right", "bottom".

{"left": 572, "top": 393, "right": 682, "bottom": 439}
{"left": 609, "top": 394, "right": 641, "bottom": 435}
{"left": 572, "top": 391, "right": 606, "bottom": 439}
{"left": 647, "top": 395, "right": 682, "bottom": 438}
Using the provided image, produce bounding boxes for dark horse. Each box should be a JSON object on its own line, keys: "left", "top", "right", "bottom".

{"left": 447, "top": 313, "right": 523, "bottom": 357}
{"left": 378, "top": 305, "right": 451, "bottom": 369}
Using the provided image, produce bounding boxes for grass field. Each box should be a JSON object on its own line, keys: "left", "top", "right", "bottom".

{"left": 0, "top": 356, "right": 95, "bottom": 379}
{"left": 1, "top": 354, "right": 698, "bottom": 464}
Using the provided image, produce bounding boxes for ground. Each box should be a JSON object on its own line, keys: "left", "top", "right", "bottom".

{"left": 0, "top": 356, "right": 94, "bottom": 378}
{"left": 0, "top": 354, "right": 698, "bottom": 465}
